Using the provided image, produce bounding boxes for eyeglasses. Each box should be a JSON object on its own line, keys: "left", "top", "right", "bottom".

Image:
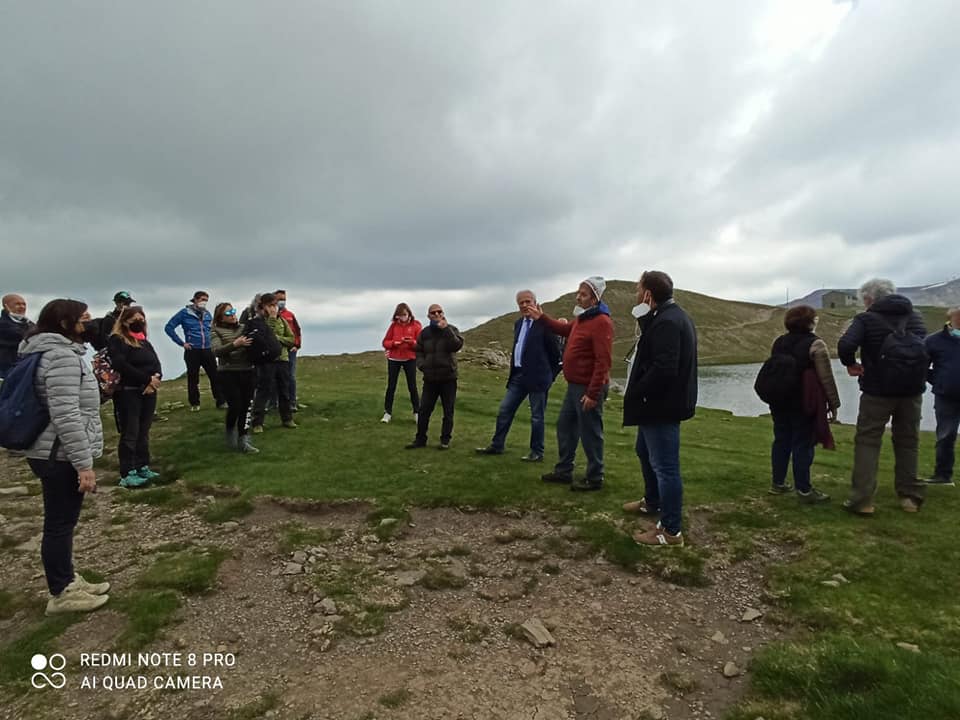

{"left": 428, "top": 309, "right": 444, "bottom": 316}
{"left": 224, "top": 308, "right": 237, "bottom": 317}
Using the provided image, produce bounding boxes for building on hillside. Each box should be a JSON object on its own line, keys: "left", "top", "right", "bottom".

{"left": 822, "top": 290, "right": 858, "bottom": 309}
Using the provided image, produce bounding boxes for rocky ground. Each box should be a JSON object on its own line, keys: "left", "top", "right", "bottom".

{"left": 0, "top": 453, "right": 786, "bottom": 720}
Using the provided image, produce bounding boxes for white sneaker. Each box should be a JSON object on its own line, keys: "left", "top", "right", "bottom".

{"left": 68, "top": 573, "right": 110, "bottom": 595}
{"left": 381, "top": 413, "right": 392, "bottom": 423}
{"left": 413, "top": 413, "right": 418, "bottom": 423}
{"left": 46, "top": 587, "right": 110, "bottom": 615}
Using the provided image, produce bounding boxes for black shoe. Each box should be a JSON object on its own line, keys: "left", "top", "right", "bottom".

{"left": 797, "top": 487, "right": 830, "bottom": 504}
{"left": 541, "top": 471, "right": 573, "bottom": 484}
{"left": 521, "top": 453, "right": 544, "bottom": 462}
{"left": 439, "top": 443, "right": 451, "bottom": 450}
{"left": 405, "top": 442, "right": 426, "bottom": 450}
{"left": 475, "top": 446, "right": 503, "bottom": 455}
{"left": 768, "top": 483, "right": 793, "bottom": 495}
{"left": 570, "top": 477, "right": 603, "bottom": 492}
{"left": 925, "top": 475, "right": 955, "bottom": 486}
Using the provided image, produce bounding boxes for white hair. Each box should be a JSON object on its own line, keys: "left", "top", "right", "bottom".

{"left": 516, "top": 289, "right": 537, "bottom": 302}
{"left": 858, "top": 278, "right": 896, "bottom": 304}
{"left": 948, "top": 307, "right": 960, "bottom": 317}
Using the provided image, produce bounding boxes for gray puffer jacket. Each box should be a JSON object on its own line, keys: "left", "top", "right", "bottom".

{"left": 17, "top": 333, "right": 103, "bottom": 470}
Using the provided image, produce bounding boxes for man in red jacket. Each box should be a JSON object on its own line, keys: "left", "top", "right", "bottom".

{"left": 275, "top": 290, "right": 303, "bottom": 411}
{"left": 529, "top": 276, "right": 613, "bottom": 491}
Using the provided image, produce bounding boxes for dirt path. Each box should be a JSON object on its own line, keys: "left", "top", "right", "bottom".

{"left": 1, "top": 458, "right": 785, "bottom": 720}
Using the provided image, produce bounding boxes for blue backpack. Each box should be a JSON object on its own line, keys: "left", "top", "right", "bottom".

{"left": 0, "top": 352, "right": 50, "bottom": 450}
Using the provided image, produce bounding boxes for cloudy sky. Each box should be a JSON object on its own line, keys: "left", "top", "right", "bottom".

{"left": 2, "top": 0, "right": 958, "bottom": 370}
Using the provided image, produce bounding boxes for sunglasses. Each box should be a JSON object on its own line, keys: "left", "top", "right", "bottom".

{"left": 428, "top": 309, "right": 444, "bottom": 316}
{"left": 224, "top": 308, "right": 237, "bottom": 317}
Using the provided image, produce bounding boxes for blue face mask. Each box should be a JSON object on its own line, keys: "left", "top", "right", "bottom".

{"left": 277, "top": 301, "right": 286, "bottom": 311}
{"left": 430, "top": 319, "right": 439, "bottom": 328}
{"left": 951, "top": 328, "right": 960, "bottom": 338}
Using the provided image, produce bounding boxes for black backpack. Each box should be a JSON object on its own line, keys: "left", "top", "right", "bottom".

{"left": 754, "top": 336, "right": 813, "bottom": 406}
{"left": 244, "top": 316, "right": 281, "bottom": 365}
{"left": 875, "top": 316, "right": 928, "bottom": 396}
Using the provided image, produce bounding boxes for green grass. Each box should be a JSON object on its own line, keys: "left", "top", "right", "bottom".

{"left": 113, "top": 590, "right": 182, "bottom": 649}
{"left": 0, "top": 614, "right": 80, "bottom": 694}
{"left": 277, "top": 521, "right": 343, "bottom": 554}
{"left": 120, "top": 486, "right": 193, "bottom": 512}
{"left": 137, "top": 547, "right": 228, "bottom": 594}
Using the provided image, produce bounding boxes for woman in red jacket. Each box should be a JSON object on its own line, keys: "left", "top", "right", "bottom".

{"left": 381, "top": 303, "right": 422, "bottom": 423}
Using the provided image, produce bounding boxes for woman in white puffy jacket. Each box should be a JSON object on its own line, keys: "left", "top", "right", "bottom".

{"left": 19, "top": 299, "right": 110, "bottom": 615}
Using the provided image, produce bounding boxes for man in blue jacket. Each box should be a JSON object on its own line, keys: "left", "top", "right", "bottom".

{"left": 925, "top": 307, "right": 960, "bottom": 486}
{"left": 164, "top": 291, "right": 223, "bottom": 411}
{"left": 476, "top": 290, "right": 561, "bottom": 462}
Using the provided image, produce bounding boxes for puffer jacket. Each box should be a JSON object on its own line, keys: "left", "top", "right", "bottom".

{"left": 212, "top": 323, "right": 254, "bottom": 371}
{"left": 17, "top": 333, "right": 103, "bottom": 470}
{"left": 416, "top": 324, "right": 463, "bottom": 382}
{"left": 264, "top": 316, "right": 296, "bottom": 362}
{"left": 164, "top": 305, "right": 214, "bottom": 349}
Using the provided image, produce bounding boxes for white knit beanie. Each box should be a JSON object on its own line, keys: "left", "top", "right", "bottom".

{"left": 582, "top": 276, "right": 606, "bottom": 302}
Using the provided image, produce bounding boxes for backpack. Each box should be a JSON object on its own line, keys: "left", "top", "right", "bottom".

{"left": 0, "top": 352, "right": 50, "bottom": 450}
{"left": 754, "top": 336, "right": 814, "bottom": 406}
{"left": 244, "top": 317, "right": 282, "bottom": 365}
{"left": 875, "top": 316, "right": 929, "bottom": 396}
{"left": 91, "top": 348, "right": 121, "bottom": 403}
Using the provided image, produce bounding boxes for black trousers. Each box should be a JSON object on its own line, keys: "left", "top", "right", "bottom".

{"left": 385, "top": 359, "right": 420, "bottom": 414}
{"left": 220, "top": 370, "right": 256, "bottom": 435}
{"left": 416, "top": 379, "right": 457, "bottom": 445}
{"left": 27, "top": 459, "right": 84, "bottom": 596}
{"left": 114, "top": 388, "right": 157, "bottom": 475}
{"left": 184, "top": 348, "right": 222, "bottom": 407}
{"left": 252, "top": 361, "right": 292, "bottom": 425}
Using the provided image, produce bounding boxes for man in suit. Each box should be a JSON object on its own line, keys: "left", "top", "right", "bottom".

{"left": 476, "top": 290, "right": 562, "bottom": 461}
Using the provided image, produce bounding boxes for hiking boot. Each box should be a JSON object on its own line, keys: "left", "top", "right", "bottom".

{"left": 475, "top": 446, "right": 503, "bottom": 455}
{"left": 541, "top": 471, "right": 573, "bottom": 484}
{"left": 381, "top": 412, "right": 392, "bottom": 423}
{"left": 68, "top": 573, "right": 110, "bottom": 595}
{"left": 119, "top": 471, "right": 149, "bottom": 489}
{"left": 137, "top": 466, "right": 160, "bottom": 480}
{"left": 405, "top": 441, "right": 426, "bottom": 450}
{"left": 570, "top": 477, "right": 603, "bottom": 492}
{"left": 46, "top": 587, "right": 109, "bottom": 616}
{"left": 190, "top": 405, "right": 200, "bottom": 413}
{"left": 925, "top": 475, "right": 955, "bottom": 486}
{"left": 622, "top": 499, "right": 660, "bottom": 515}
{"left": 842, "top": 499, "right": 875, "bottom": 517}
{"left": 797, "top": 487, "right": 830, "bottom": 504}
{"left": 633, "top": 526, "right": 684, "bottom": 547}
{"left": 900, "top": 497, "right": 921, "bottom": 513}
{"left": 239, "top": 436, "right": 260, "bottom": 454}
{"left": 251, "top": 425, "right": 264, "bottom": 434}
{"left": 768, "top": 483, "right": 793, "bottom": 495}
{"left": 282, "top": 420, "right": 298, "bottom": 429}
{"left": 225, "top": 428, "right": 239, "bottom": 449}
{"left": 520, "top": 453, "right": 544, "bottom": 462}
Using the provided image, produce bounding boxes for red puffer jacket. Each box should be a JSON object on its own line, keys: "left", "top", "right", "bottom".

{"left": 382, "top": 320, "right": 422, "bottom": 361}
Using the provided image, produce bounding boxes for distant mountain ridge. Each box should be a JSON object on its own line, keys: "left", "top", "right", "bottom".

{"left": 787, "top": 277, "right": 960, "bottom": 309}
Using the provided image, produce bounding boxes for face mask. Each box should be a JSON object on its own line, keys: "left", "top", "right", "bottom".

{"left": 195, "top": 301, "right": 207, "bottom": 310}
{"left": 572, "top": 306, "right": 586, "bottom": 317}
{"left": 129, "top": 320, "right": 145, "bottom": 333}
{"left": 631, "top": 303, "right": 651, "bottom": 319}
{"left": 277, "top": 301, "right": 286, "bottom": 311}
{"left": 9, "top": 313, "right": 26, "bottom": 322}
{"left": 80, "top": 321, "right": 100, "bottom": 344}
{"left": 951, "top": 328, "right": 960, "bottom": 338}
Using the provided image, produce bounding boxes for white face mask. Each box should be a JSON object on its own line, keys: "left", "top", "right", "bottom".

{"left": 8, "top": 313, "right": 26, "bottom": 322}
{"left": 631, "top": 303, "right": 651, "bottom": 319}
{"left": 572, "top": 306, "right": 586, "bottom": 317}
{"left": 195, "top": 301, "right": 207, "bottom": 310}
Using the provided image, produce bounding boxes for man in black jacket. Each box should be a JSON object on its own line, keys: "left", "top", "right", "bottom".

{"left": 0, "top": 293, "right": 34, "bottom": 378}
{"left": 407, "top": 304, "right": 463, "bottom": 450}
{"left": 91, "top": 291, "right": 135, "bottom": 351}
{"left": 621, "top": 271, "right": 697, "bottom": 547}
{"left": 476, "top": 290, "right": 561, "bottom": 461}
{"left": 838, "top": 278, "right": 927, "bottom": 515}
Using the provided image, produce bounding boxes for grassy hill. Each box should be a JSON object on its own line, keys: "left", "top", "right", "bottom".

{"left": 464, "top": 280, "right": 950, "bottom": 366}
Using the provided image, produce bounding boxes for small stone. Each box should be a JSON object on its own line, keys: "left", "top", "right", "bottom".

{"left": 832, "top": 573, "right": 850, "bottom": 584}
{"left": 221, "top": 521, "right": 239, "bottom": 532}
{"left": 320, "top": 598, "right": 338, "bottom": 615}
{"left": 216, "top": 645, "right": 227, "bottom": 653}
{"left": 896, "top": 642, "right": 921, "bottom": 654}
{"left": 741, "top": 608, "right": 763, "bottom": 622}
{"left": 0, "top": 486, "right": 29, "bottom": 496}
{"left": 589, "top": 601, "right": 602, "bottom": 613}
{"left": 821, "top": 580, "right": 841, "bottom": 588}
{"left": 710, "top": 631, "right": 727, "bottom": 644}
{"left": 391, "top": 570, "right": 426, "bottom": 587}
{"left": 559, "top": 526, "right": 579, "bottom": 540}
{"left": 292, "top": 550, "right": 308, "bottom": 564}
{"left": 722, "top": 661, "right": 742, "bottom": 678}
{"left": 15, "top": 533, "right": 42, "bottom": 553}
{"left": 282, "top": 562, "right": 304, "bottom": 575}
{"left": 175, "top": 638, "right": 188, "bottom": 649}
{"left": 379, "top": 517, "right": 399, "bottom": 528}
{"left": 520, "top": 618, "right": 556, "bottom": 648}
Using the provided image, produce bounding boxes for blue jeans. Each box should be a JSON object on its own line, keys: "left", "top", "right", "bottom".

{"left": 288, "top": 349, "right": 298, "bottom": 405}
{"left": 555, "top": 382, "right": 607, "bottom": 480}
{"left": 490, "top": 374, "right": 547, "bottom": 454}
{"left": 636, "top": 423, "right": 683, "bottom": 535}
{"left": 934, "top": 394, "right": 960, "bottom": 480}
{"left": 770, "top": 410, "right": 815, "bottom": 492}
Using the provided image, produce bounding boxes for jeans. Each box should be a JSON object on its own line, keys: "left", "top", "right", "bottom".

{"left": 27, "top": 459, "right": 84, "bottom": 596}
{"left": 385, "top": 359, "right": 420, "bottom": 415}
{"left": 288, "top": 349, "right": 298, "bottom": 406}
{"left": 416, "top": 379, "right": 456, "bottom": 444}
{"left": 220, "top": 370, "right": 256, "bottom": 435}
{"left": 113, "top": 388, "right": 157, "bottom": 475}
{"left": 252, "top": 361, "right": 292, "bottom": 425}
{"left": 636, "top": 423, "right": 683, "bottom": 535}
{"left": 849, "top": 392, "right": 924, "bottom": 508}
{"left": 934, "top": 394, "right": 960, "bottom": 480}
{"left": 490, "top": 374, "right": 547, "bottom": 455}
{"left": 555, "top": 382, "right": 607, "bottom": 481}
{"left": 184, "top": 348, "right": 222, "bottom": 407}
{"left": 770, "top": 410, "right": 815, "bottom": 492}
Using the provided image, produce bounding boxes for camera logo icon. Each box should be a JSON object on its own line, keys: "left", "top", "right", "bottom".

{"left": 30, "top": 654, "right": 67, "bottom": 689}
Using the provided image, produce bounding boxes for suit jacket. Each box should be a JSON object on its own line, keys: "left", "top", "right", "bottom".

{"left": 507, "top": 317, "right": 561, "bottom": 393}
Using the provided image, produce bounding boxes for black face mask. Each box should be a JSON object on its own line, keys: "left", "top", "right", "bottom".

{"left": 128, "top": 320, "right": 146, "bottom": 333}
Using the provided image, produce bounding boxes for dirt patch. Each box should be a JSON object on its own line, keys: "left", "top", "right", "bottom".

{"left": 1, "top": 459, "right": 787, "bottom": 720}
